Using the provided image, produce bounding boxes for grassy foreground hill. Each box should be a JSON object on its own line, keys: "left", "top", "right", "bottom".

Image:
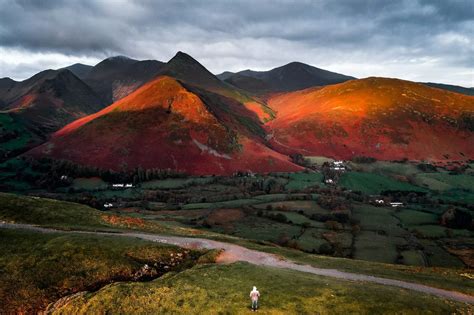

{"left": 0, "top": 193, "right": 473, "bottom": 314}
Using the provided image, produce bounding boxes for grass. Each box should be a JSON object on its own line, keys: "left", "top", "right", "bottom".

{"left": 72, "top": 177, "right": 108, "bottom": 190}
{"left": 305, "top": 156, "right": 334, "bottom": 165}
{"left": 238, "top": 241, "right": 474, "bottom": 295}
{"left": 414, "top": 173, "right": 474, "bottom": 191}
{"left": 352, "top": 204, "right": 406, "bottom": 237}
{"left": 401, "top": 250, "right": 426, "bottom": 266}
{"left": 437, "top": 189, "right": 474, "bottom": 204}
{"left": 285, "top": 172, "right": 323, "bottom": 190}
{"left": 0, "top": 192, "right": 109, "bottom": 229}
{"left": 272, "top": 211, "right": 322, "bottom": 227}
{"left": 253, "top": 194, "right": 289, "bottom": 202}
{"left": 349, "top": 161, "right": 421, "bottom": 177}
{"left": 0, "top": 192, "right": 173, "bottom": 234}
{"left": 255, "top": 200, "right": 328, "bottom": 216}
{"left": 353, "top": 231, "right": 403, "bottom": 264}
{"left": 0, "top": 228, "right": 205, "bottom": 314}
{"left": 141, "top": 177, "right": 214, "bottom": 189}
{"left": 183, "top": 198, "right": 265, "bottom": 210}
{"left": 411, "top": 225, "right": 449, "bottom": 239}
{"left": 231, "top": 216, "right": 302, "bottom": 242}
{"left": 419, "top": 240, "right": 465, "bottom": 268}
{"left": 394, "top": 209, "right": 439, "bottom": 226}
{"left": 49, "top": 262, "right": 470, "bottom": 314}
{"left": 2, "top": 193, "right": 472, "bottom": 296}
{"left": 93, "top": 188, "right": 141, "bottom": 199}
{"left": 339, "top": 172, "right": 425, "bottom": 194}
{"left": 0, "top": 113, "right": 35, "bottom": 152}
{"left": 296, "top": 228, "right": 328, "bottom": 252}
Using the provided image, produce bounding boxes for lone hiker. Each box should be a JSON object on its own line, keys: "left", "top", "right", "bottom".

{"left": 249, "top": 286, "right": 260, "bottom": 311}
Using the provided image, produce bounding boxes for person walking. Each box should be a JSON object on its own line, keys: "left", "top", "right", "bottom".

{"left": 249, "top": 286, "right": 260, "bottom": 311}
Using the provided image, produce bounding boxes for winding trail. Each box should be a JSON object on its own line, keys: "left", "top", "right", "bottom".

{"left": 2, "top": 222, "right": 473, "bottom": 305}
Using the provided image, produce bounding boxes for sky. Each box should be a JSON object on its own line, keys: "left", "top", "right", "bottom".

{"left": 0, "top": 0, "right": 472, "bottom": 86}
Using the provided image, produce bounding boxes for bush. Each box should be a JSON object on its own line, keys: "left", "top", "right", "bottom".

{"left": 417, "top": 163, "right": 437, "bottom": 172}
{"left": 318, "top": 243, "right": 335, "bottom": 255}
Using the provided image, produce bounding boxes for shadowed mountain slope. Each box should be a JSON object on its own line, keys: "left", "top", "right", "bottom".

{"left": 0, "top": 69, "right": 104, "bottom": 133}
{"left": 422, "top": 82, "right": 474, "bottom": 97}
{"left": 219, "top": 62, "right": 355, "bottom": 94}
{"left": 84, "top": 56, "right": 165, "bottom": 103}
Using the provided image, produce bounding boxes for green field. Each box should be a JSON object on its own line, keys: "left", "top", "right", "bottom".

{"left": 255, "top": 200, "right": 328, "bottom": 216}
{"left": 394, "top": 209, "right": 439, "bottom": 227}
{"left": 72, "top": 177, "right": 108, "bottom": 190}
{"left": 349, "top": 161, "right": 421, "bottom": 177}
{"left": 0, "top": 228, "right": 206, "bottom": 314}
{"left": 141, "top": 177, "right": 214, "bottom": 189}
{"left": 352, "top": 205, "right": 406, "bottom": 237}
{"left": 285, "top": 172, "right": 324, "bottom": 190}
{"left": 413, "top": 173, "right": 474, "bottom": 191}
{"left": 305, "top": 156, "right": 334, "bottom": 165}
{"left": 339, "top": 172, "right": 425, "bottom": 194}
{"left": 354, "top": 231, "right": 404, "bottom": 264}
{"left": 401, "top": 250, "right": 426, "bottom": 266}
{"left": 0, "top": 113, "right": 36, "bottom": 152}
{"left": 49, "top": 262, "right": 469, "bottom": 314}
{"left": 296, "top": 227, "right": 329, "bottom": 252}
{"left": 419, "top": 240, "right": 465, "bottom": 268}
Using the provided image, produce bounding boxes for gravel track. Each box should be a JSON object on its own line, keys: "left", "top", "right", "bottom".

{"left": 2, "top": 222, "right": 472, "bottom": 304}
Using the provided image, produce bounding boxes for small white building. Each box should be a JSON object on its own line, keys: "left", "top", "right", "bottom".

{"left": 389, "top": 202, "right": 404, "bottom": 208}
{"left": 104, "top": 203, "right": 113, "bottom": 208}
{"left": 330, "top": 161, "right": 346, "bottom": 171}
{"left": 375, "top": 199, "right": 385, "bottom": 204}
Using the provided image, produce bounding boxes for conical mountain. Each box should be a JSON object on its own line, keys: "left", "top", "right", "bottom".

{"left": 30, "top": 75, "right": 300, "bottom": 175}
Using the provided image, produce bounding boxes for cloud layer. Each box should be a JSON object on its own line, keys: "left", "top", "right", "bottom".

{"left": 0, "top": 0, "right": 472, "bottom": 86}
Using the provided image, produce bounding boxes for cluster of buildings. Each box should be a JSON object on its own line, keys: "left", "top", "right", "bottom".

{"left": 373, "top": 199, "right": 404, "bottom": 208}
{"left": 330, "top": 160, "right": 347, "bottom": 171}
{"left": 112, "top": 183, "right": 134, "bottom": 188}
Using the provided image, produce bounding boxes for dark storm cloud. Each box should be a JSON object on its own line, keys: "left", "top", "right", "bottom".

{"left": 0, "top": 0, "right": 472, "bottom": 85}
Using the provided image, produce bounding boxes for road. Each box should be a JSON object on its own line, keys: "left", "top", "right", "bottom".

{"left": 1, "top": 222, "right": 473, "bottom": 304}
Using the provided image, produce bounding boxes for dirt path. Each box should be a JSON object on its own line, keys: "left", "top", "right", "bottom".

{"left": 2, "top": 222, "right": 473, "bottom": 304}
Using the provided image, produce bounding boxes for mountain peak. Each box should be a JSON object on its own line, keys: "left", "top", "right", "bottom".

{"left": 104, "top": 55, "right": 135, "bottom": 63}
{"left": 168, "top": 51, "right": 201, "bottom": 66}
{"left": 163, "top": 51, "right": 223, "bottom": 90}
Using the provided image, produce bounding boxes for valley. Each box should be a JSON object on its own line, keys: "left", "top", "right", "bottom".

{"left": 1, "top": 51, "right": 473, "bottom": 314}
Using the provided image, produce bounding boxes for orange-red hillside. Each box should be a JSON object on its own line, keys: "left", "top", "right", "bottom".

{"left": 266, "top": 77, "right": 474, "bottom": 161}
{"left": 30, "top": 76, "right": 300, "bottom": 175}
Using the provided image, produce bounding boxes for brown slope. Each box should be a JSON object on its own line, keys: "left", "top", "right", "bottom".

{"left": 30, "top": 76, "right": 300, "bottom": 175}
{"left": 266, "top": 77, "right": 474, "bottom": 161}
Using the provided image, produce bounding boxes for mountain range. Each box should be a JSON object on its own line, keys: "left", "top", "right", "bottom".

{"left": 1, "top": 51, "right": 473, "bottom": 173}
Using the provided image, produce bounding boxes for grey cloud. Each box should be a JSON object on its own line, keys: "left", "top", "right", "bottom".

{"left": 0, "top": 0, "right": 472, "bottom": 85}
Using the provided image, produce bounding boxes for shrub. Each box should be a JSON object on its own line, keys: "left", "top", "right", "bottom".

{"left": 318, "top": 243, "right": 335, "bottom": 255}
